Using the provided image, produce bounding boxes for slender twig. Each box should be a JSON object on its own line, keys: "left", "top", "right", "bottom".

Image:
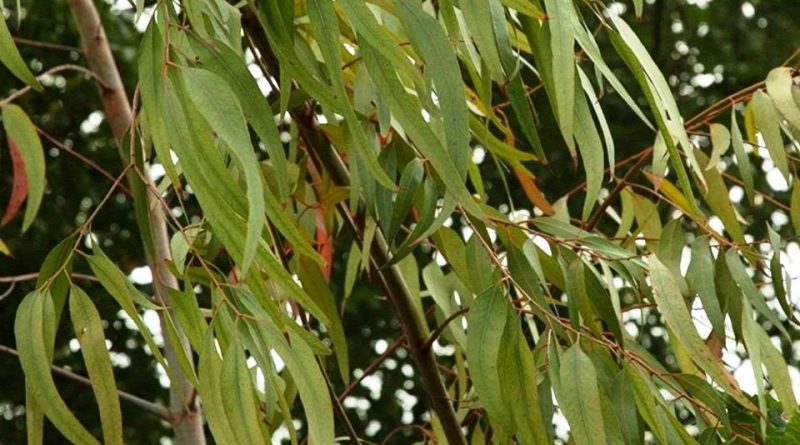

{"left": 0, "top": 63, "right": 106, "bottom": 106}
{"left": 12, "top": 37, "right": 81, "bottom": 52}
{"left": 338, "top": 336, "right": 406, "bottom": 402}
{"left": 0, "top": 344, "right": 171, "bottom": 420}
{"left": 37, "top": 128, "right": 133, "bottom": 197}
{"left": 422, "top": 307, "right": 470, "bottom": 351}
{"left": 0, "top": 272, "right": 98, "bottom": 283}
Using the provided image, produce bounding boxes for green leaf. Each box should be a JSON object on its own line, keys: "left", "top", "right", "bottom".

{"left": 87, "top": 252, "right": 176, "bottom": 382}
{"left": 182, "top": 68, "right": 266, "bottom": 275}
{"left": 0, "top": 15, "right": 41, "bottom": 90}
{"left": 649, "top": 254, "right": 756, "bottom": 410}
{"left": 306, "top": 0, "right": 396, "bottom": 189}
{"left": 137, "top": 21, "right": 180, "bottom": 187}
{"left": 751, "top": 90, "right": 790, "bottom": 181}
{"left": 724, "top": 249, "right": 790, "bottom": 340}
{"left": 686, "top": 236, "right": 725, "bottom": 341}
{"left": 198, "top": 329, "right": 239, "bottom": 445}
{"left": 296, "top": 257, "right": 350, "bottom": 383}
{"left": 467, "top": 286, "right": 515, "bottom": 433}
{"left": 69, "top": 284, "right": 123, "bottom": 445}
{"left": 706, "top": 123, "right": 731, "bottom": 170}
{"left": 543, "top": 0, "right": 576, "bottom": 146}
{"left": 397, "top": 2, "right": 471, "bottom": 175}
{"left": 607, "top": 16, "right": 701, "bottom": 215}
{"left": 2, "top": 103, "right": 45, "bottom": 231}
{"left": 498, "top": 310, "right": 550, "bottom": 444}
{"left": 557, "top": 343, "right": 607, "bottom": 445}
{"left": 571, "top": 18, "right": 652, "bottom": 129}
{"left": 792, "top": 182, "right": 800, "bottom": 236}
{"left": 731, "top": 108, "right": 755, "bottom": 206}
{"left": 767, "top": 225, "right": 798, "bottom": 325}
{"left": 766, "top": 67, "right": 800, "bottom": 132}
{"left": 387, "top": 159, "right": 424, "bottom": 241}
{"left": 189, "top": 35, "right": 290, "bottom": 201}
{"left": 15, "top": 291, "right": 100, "bottom": 445}
{"left": 360, "top": 42, "right": 483, "bottom": 217}
{"left": 221, "top": 338, "right": 265, "bottom": 445}
{"left": 695, "top": 150, "right": 746, "bottom": 246}
{"left": 168, "top": 285, "right": 207, "bottom": 352}
{"left": 460, "top": 0, "right": 508, "bottom": 81}
{"left": 578, "top": 67, "right": 615, "bottom": 177}
{"left": 574, "top": 84, "right": 604, "bottom": 219}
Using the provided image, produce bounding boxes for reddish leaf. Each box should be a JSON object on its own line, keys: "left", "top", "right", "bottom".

{"left": 2, "top": 138, "right": 28, "bottom": 226}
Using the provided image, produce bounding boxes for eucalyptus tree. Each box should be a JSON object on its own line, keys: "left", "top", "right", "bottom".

{"left": 2, "top": 0, "right": 800, "bottom": 444}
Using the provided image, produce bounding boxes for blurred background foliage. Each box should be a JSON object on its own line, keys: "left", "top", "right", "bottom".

{"left": 1, "top": 0, "right": 799, "bottom": 443}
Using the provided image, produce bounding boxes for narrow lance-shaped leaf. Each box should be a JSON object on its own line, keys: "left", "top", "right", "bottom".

{"left": 766, "top": 67, "right": 800, "bottom": 131}
{"left": 221, "top": 338, "right": 265, "bottom": 445}
{"left": 767, "top": 225, "right": 798, "bottom": 325}
{"left": 543, "top": 0, "right": 576, "bottom": 148}
{"left": 182, "top": 68, "right": 265, "bottom": 276}
{"left": 387, "top": 159, "right": 423, "bottom": 241}
{"left": 2, "top": 104, "right": 45, "bottom": 231}
{"left": 466, "top": 286, "right": 515, "bottom": 433}
{"left": 686, "top": 236, "right": 726, "bottom": 341}
{"left": 306, "top": 0, "right": 396, "bottom": 189}
{"left": 578, "top": 67, "right": 615, "bottom": 178}
{"left": 751, "top": 90, "right": 790, "bottom": 181}
{"left": 731, "top": 108, "right": 756, "bottom": 206}
{"left": 724, "top": 249, "right": 790, "bottom": 340}
{"left": 557, "top": 344, "right": 607, "bottom": 445}
{"left": 396, "top": 2, "right": 471, "bottom": 176}
{"left": 649, "top": 254, "right": 756, "bottom": 410}
{"left": 188, "top": 35, "right": 290, "bottom": 201}
{"left": 86, "top": 252, "right": 177, "bottom": 383}
{"left": 460, "top": 0, "right": 507, "bottom": 81}
{"left": 137, "top": 21, "right": 180, "bottom": 187}
{"left": 15, "top": 291, "right": 101, "bottom": 445}
{"left": 359, "top": 42, "right": 483, "bottom": 217}
{"left": 573, "top": 82, "right": 604, "bottom": 219}
{"left": 607, "top": 16, "right": 703, "bottom": 216}
{"left": 69, "top": 284, "right": 123, "bottom": 445}
{"left": 0, "top": 15, "right": 42, "bottom": 90}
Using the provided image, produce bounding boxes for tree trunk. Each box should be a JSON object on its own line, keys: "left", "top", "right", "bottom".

{"left": 67, "top": 1, "right": 206, "bottom": 443}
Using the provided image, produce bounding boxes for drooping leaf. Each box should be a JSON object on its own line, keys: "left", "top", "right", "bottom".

{"left": 69, "top": 284, "right": 123, "bottom": 445}
{"left": 557, "top": 343, "right": 607, "bottom": 445}
{"left": 396, "top": 2, "right": 471, "bottom": 176}
{"left": 15, "top": 291, "right": 100, "bottom": 445}
{"left": 0, "top": 15, "right": 42, "bottom": 90}
{"left": 2, "top": 104, "right": 45, "bottom": 231}
{"left": 221, "top": 337, "right": 265, "bottom": 444}
{"left": 751, "top": 90, "right": 790, "bottom": 181}
{"left": 649, "top": 254, "right": 756, "bottom": 410}
{"left": 731, "top": 108, "right": 756, "bottom": 206}
{"left": 766, "top": 67, "right": 800, "bottom": 131}
{"left": 466, "top": 286, "right": 515, "bottom": 433}
{"left": 1, "top": 137, "right": 27, "bottom": 226}
{"left": 543, "top": 0, "right": 576, "bottom": 147}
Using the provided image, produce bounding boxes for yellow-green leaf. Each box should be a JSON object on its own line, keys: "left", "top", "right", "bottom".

{"left": 69, "top": 284, "right": 123, "bottom": 445}
{"left": 15, "top": 291, "right": 100, "bottom": 445}
{"left": 0, "top": 16, "right": 41, "bottom": 90}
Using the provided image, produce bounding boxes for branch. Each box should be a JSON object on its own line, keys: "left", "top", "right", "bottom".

{"left": 0, "top": 344, "right": 171, "bottom": 420}
{"left": 0, "top": 63, "right": 106, "bottom": 106}
{"left": 66, "top": 1, "right": 205, "bottom": 443}
{"left": 240, "top": 9, "right": 467, "bottom": 444}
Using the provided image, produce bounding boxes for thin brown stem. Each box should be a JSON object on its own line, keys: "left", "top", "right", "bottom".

{"left": 0, "top": 344, "right": 171, "bottom": 420}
